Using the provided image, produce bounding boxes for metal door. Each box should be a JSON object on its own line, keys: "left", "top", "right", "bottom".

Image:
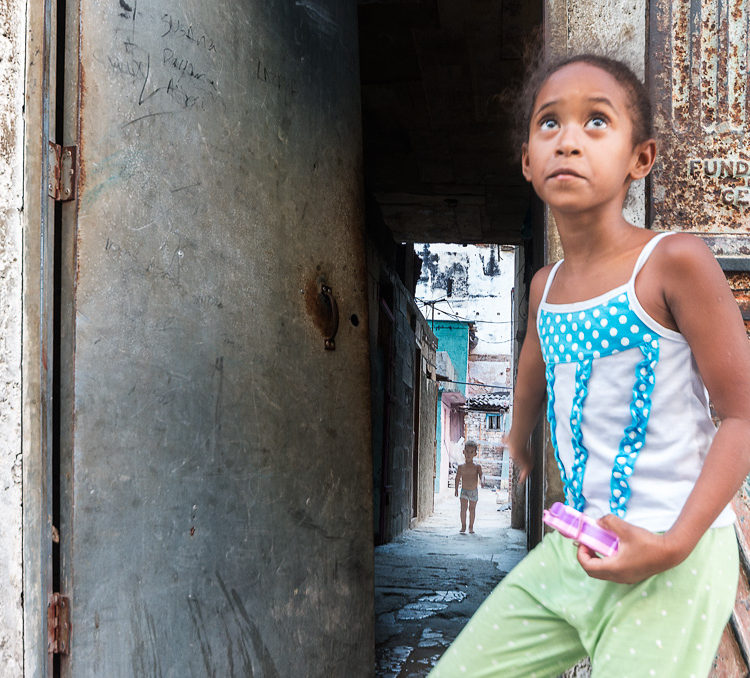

{"left": 650, "top": 1, "right": 750, "bottom": 672}
{"left": 56, "top": 1, "right": 373, "bottom": 675}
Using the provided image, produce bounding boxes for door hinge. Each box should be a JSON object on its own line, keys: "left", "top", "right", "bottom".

{"left": 47, "top": 593, "right": 71, "bottom": 655}
{"left": 48, "top": 142, "right": 78, "bottom": 202}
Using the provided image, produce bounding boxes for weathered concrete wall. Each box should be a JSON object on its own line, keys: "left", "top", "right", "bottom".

{"left": 545, "top": 0, "right": 647, "bottom": 232}
{"left": 415, "top": 322, "right": 439, "bottom": 522}
{"left": 467, "top": 353, "right": 512, "bottom": 394}
{"left": 0, "top": 0, "right": 26, "bottom": 672}
{"left": 544, "top": 2, "right": 646, "bottom": 676}
{"left": 544, "top": 0, "right": 647, "bottom": 266}
{"left": 465, "top": 353, "right": 512, "bottom": 488}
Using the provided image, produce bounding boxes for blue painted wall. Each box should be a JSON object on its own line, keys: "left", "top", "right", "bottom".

{"left": 431, "top": 321, "right": 470, "bottom": 394}
{"left": 432, "top": 321, "right": 470, "bottom": 492}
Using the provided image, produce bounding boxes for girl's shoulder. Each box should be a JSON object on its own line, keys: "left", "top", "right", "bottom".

{"left": 641, "top": 231, "right": 719, "bottom": 283}
{"left": 529, "top": 263, "right": 558, "bottom": 313}
{"left": 635, "top": 231, "right": 727, "bottom": 333}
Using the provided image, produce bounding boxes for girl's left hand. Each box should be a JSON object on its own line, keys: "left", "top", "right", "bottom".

{"left": 576, "top": 514, "right": 682, "bottom": 585}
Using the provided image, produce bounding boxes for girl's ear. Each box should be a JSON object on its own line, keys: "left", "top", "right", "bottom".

{"left": 630, "top": 138, "right": 657, "bottom": 181}
{"left": 521, "top": 142, "right": 532, "bottom": 182}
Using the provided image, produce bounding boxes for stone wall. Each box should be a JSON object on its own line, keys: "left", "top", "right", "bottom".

{"left": 368, "top": 239, "right": 439, "bottom": 543}
{"left": 0, "top": 0, "right": 25, "bottom": 672}
{"left": 465, "top": 411, "right": 509, "bottom": 489}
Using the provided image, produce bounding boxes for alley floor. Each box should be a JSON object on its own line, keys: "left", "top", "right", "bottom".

{"left": 375, "top": 487, "right": 527, "bottom": 676}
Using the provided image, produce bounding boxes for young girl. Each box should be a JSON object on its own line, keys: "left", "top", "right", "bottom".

{"left": 429, "top": 54, "right": 750, "bottom": 678}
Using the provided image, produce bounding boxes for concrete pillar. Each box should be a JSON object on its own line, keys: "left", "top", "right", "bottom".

{"left": 542, "top": 3, "right": 648, "bottom": 674}
{"left": 0, "top": 0, "right": 27, "bottom": 672}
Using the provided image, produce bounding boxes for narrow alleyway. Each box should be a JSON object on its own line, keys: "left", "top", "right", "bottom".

{"left": 375, "top": 487, "right": 527, "bottom": 676}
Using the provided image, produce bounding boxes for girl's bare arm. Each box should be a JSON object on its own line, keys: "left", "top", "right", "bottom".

{"left": 579, "top": 234, "right": 750, "bottom": 583}
{"left": 504, "top": 267, "right": 552, "bottom": 482}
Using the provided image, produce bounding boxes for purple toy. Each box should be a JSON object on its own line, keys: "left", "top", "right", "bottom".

{"left": 542, "top": 502, "right": 619, "bottom": 557}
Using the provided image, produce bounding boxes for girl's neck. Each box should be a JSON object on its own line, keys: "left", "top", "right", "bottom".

{"left": 552, "top": 206, "right": 636, "bottom": 270}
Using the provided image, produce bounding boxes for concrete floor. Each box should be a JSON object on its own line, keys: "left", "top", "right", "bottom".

{"left": 374, "top": 487, "right": 528, "bottom": 676}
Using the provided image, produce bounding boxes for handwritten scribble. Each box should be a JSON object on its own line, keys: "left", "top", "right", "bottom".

{"left": 162, "top": 48, "right": 218, "bottom": 91}
{"left": 160, "top": 14, "right": 217, "bottom": 54}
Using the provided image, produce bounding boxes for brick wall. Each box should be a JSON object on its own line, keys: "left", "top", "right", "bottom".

{"left": 466, "top": 410, "right": 508, "bottom": 489}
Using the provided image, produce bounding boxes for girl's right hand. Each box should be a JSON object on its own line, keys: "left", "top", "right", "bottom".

{"left": 502, "top": 432, "right": 534, "bottom": 483}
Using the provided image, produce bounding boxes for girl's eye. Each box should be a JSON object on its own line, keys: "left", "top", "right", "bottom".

{"left": 586, "top": 116, "right": 608, "bottom": 129}
{"left": 540, "top": 118, "right": 558, "bottom": 130}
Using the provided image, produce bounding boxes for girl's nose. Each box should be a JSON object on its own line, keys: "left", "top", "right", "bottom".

{"left": 556, "top": 126, "right": 582, "bottom": 156}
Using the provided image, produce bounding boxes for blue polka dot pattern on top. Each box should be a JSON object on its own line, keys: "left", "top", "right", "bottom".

{"left": 538, "top": 291, "right": 660, "bottom": 516}
{"left": 538, "top": 293, "right": 659, "bottom": 363}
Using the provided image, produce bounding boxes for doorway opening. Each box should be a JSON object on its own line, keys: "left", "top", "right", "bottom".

{"left": 358, "top": 0, "right": 545, "bottom": 545}
{"left": 417, "top": 242, "right": 517, "bottom": 514}
{"left": 357, "top": 0, "right": 545, "bottom": 672}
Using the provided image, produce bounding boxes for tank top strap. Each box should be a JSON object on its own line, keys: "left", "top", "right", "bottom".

{"left": 629, "top": 232, "right": 675, "bottom": 282}
{"left": 540, "top": 259, "right": 564, "bottom": 306}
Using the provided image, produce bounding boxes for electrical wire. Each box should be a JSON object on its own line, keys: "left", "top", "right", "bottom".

{"left": 416, "top": 303, "right": 514, "bottom": 325}
{"left": 439, "top": 378, "right": 511, "bottom": 389}
{"left": 476, "top": 338, "right": 513, "bottom": 344}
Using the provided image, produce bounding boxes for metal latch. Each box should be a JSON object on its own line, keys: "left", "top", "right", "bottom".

{"left": 48, "top": 142, "right": 78, "bottom": 201}
{"left": 319, "top": 284, "right": 339, "bottom": 350}
{"left": 47, "top": 593, "right": 71, "bottom": 655}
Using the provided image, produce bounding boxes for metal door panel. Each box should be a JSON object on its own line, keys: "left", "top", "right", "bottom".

{"left": 62, "top": 1, "right": 373, "bottom": 675}
{"left": 650, "top": 0, "right": 750, "bottom": 236}
{"left": 650, "top": 4, "right": 750, "bottom": 673}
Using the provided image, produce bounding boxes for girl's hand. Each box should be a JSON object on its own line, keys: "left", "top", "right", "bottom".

{"left": 576, "top": 514, "right": 683, "bottom": 585}
{"left": 502, "top": 433, "right": 534, "bottom": 483}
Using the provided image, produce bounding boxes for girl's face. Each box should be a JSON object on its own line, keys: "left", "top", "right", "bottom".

{"left": 521, "top": 62, "right": 655, "bottom": 215}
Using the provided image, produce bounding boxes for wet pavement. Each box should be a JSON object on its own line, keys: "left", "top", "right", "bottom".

{"left": 374, "top": 487, "right": 527, "bottom": 677}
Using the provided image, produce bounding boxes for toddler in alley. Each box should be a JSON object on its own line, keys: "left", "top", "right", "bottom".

{"left": 455, "top": 440, "right": 483, "bottom": 534}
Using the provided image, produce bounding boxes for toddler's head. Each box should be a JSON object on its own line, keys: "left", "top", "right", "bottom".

{"left": 464, "top": 440, "right": 478, "bottom": 461}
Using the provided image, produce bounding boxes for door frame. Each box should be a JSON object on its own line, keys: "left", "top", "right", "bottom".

{"left": 23, "top": 0, "right": 59, "bottom": 674}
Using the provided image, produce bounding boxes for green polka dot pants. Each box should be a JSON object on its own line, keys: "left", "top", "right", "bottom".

{"left": 429, "top": 526, "right": 738, "bottom": 678}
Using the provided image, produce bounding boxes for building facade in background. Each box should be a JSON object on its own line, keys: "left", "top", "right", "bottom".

{"left": 416, "top": 244, "right": 516, "bottom": 493}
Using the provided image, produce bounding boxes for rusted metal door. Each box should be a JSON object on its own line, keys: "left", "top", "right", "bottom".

{"left": 54, "top": 1, "right": 373, "bottom": 676}
{"left": 650, "top": 1, "right": 750, "bottom": 673}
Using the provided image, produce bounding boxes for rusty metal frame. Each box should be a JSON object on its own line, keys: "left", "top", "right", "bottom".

{"left": 23, "top": 0, "right": 59, "bottom": 674}
{"left": 649, "top": 0, "right": 750, "bottom": 250}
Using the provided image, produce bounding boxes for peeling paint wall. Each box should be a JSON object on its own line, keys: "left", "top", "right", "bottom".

{"left": 0, "top": 0, "right": 26, "bottom": 672}
{"left": 415, "top": 243, "right": 516, "bottom": 356}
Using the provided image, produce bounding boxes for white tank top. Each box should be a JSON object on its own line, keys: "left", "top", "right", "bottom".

{"left": 537, "top": 232, "right": 735, "bottom": 531}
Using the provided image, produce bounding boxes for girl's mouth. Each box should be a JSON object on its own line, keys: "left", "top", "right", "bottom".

{"left": 548, "top": 168, "right": 584, "bottom": 180}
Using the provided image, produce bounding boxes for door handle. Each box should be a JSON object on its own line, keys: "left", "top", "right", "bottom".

{"left": 320, "top": 284, "right": 339, "bottom": 350}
